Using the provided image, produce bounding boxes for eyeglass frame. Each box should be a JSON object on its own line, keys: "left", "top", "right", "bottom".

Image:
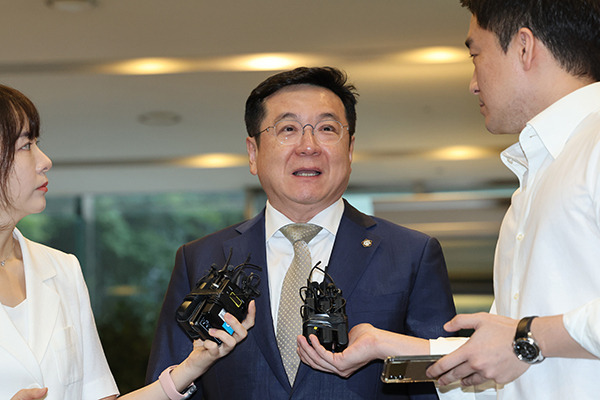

{"left": 254, "top": 118, "right": 350, "bottom": 145}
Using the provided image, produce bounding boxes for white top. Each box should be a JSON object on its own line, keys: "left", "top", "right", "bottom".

{"left": 0, "top": 228, "right": 119, "bottom": 400}
{"left": 3, "top": 299, "right": 29, "bottom": 341}
{"left": 265, "top": 198, "right": 344, "bottom": 329}
{"left": 432, "top": 82, "right": 600, "bottom": 400}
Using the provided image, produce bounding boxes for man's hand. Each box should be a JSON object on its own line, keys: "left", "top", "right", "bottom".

{"left": 297, "top": 323, "right": 382, "bottom": 377}
{"left": 297, "top": 323, "right": 430, "bottom": 378}
{"left": 10, "top": 388, "right": 48, "bottom": 400}
{"left": 426, "top": 313, "right": 529, "bottom": 386}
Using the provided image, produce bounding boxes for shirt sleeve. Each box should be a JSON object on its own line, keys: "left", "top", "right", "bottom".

{"left": 429, "top": 336, "right": 468, "bottom": 355}
{"left": 563, "top": 298, "right": 600, "bottom": 358}
{"left": 565, "top": 141, "right": 600, "bottom": 358}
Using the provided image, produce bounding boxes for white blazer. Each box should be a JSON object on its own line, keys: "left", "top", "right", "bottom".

{"left": 0, "top": 228, "right": 118, "bottom": 400}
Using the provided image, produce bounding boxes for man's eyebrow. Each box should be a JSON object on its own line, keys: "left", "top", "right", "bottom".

{"left": 274, "top": 112, "right": 299, "bottom": 121}
{"left": 273, "top": 112, "right": 341, "bottom": 122}
{"left": 319, "top": 112, "right": 339, "bottom": 120}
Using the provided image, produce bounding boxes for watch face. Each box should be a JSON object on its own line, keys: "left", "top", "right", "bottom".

{"left": 514, "top": 338, "right": 540, "bottom": 362}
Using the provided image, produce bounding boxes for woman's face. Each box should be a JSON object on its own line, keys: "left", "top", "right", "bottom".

{"left": 4, "top": 126, "right": 52, "bottom": 222}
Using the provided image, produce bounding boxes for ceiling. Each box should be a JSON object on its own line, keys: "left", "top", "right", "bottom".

{"left": 1, "top": 0, "right": 519, "bottom": 197}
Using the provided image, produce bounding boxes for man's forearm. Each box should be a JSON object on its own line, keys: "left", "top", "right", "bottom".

{"left": 533, "top": 315, "right": 596, "bottom": 359}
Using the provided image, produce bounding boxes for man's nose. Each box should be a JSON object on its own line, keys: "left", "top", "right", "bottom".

{"left": 297, "top": 124, "right": 320, "bottom": 152}
{"left": 469, "top": 71, "right": 479, "bottom": 95}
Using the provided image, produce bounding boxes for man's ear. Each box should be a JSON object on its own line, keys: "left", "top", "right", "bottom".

{"left": 517, "top": 27, "right": 536, "bottom": 71}
{"left": 246, "top": 136, "right": 258, "bottom": 176}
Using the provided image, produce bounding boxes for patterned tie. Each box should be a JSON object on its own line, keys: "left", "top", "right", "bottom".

{"left": 277, "top": 223, "right": 322, "bottom": 385}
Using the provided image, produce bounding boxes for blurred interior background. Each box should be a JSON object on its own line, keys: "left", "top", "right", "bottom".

{"left": 5, "top": 0, "right": 517, "bottom": 391}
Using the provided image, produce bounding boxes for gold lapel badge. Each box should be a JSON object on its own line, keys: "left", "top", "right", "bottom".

{"left": 361, "top": 239, "right": 373, "bottom": 248}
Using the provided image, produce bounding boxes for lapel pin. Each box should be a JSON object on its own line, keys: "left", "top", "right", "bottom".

{"left": 361, "top": 239, "right": 372, "bottom": 248}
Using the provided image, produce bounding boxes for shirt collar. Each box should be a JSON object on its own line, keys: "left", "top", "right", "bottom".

{"left": 526, "top": 82, "right": 600, "bottom": 159}
{"left": 265, "top": 198, "right": 345, "bottom": 240}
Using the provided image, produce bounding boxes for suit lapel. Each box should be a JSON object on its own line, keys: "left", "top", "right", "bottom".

{"left": 325, "top": 201, "right": 380, "bottom": 299}
{"left": 0, "top": 230, "right": 60, "bottom": 386}
{"left": 295, "top": 201, "right": 381, "bottom": 386}
{"left": 0, "top": 305, "right": 45, "bottom": 385}
{"left": 224, "top": 213, "right": 292, "bottom": 391}
{"left": 18, "top": 232, "right": 60, "bottom": 368}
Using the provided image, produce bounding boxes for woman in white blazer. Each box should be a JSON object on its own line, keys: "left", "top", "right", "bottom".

{"left": 0, "top": 85, "right": 255, "bottom": 400}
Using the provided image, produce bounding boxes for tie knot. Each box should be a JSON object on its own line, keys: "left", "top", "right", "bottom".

{"left": 280, "top": 223, "right": 322, "bottom": 244}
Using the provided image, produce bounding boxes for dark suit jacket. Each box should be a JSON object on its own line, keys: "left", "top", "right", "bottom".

{"left": 146, "top": 200, "right": 456, "bottom": 399}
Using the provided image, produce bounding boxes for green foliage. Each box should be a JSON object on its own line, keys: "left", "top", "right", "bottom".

{"left": 20, "top": 191, "right": 245, "bottom": 393}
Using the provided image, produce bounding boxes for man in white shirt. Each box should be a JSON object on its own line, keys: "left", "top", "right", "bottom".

{"left": 297, "top": 1, "right": 600, "bottom": 399}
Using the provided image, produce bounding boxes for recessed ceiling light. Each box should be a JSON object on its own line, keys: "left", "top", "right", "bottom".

{"left": 398, "top": 47, "right": 468, "bottom": 64}
{"left": 46, "top": 0, "right": 96, "bottom": 12}
{"left": 175, "top": 154, "right": 248, "bottom": 169}
{"left": 427, "top": 146, "right": 495, "bottom": 160}
{"left": 103, "top": 58, "right": 191, "bottom": 75}
{"left": 242, "top": 54, "right": 298, "bottom": 70}
{"left": 217, "top": 53, "right": 326, "bottom": 71}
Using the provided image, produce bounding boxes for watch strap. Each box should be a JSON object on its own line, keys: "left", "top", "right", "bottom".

{"left": 514, "top": 316, "right": 537, "bottom": 340}
{"left": 159, "top": 365, "right": 197, "bottom": 400}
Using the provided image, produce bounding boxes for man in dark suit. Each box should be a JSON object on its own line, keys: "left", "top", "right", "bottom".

{"left": 146, "top": 66, "right": 456, "bottom": 399}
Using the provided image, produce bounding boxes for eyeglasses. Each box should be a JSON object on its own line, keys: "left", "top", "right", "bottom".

{"left": 256, "top": 119, "right": 348, "bottom": 145}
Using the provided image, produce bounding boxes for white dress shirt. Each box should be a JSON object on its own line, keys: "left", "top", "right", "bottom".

{"left": 265, "top": 198, "right": 344, "bottom": 330}
{"left": 434, "top": 82, "right": 600, "bottom": 399}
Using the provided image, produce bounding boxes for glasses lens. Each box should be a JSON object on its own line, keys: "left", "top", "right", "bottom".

{"left": 315, "top": 120, "right": 343, "bottom": 144}
{"left": 272, "top": 119, "right": 345, "bottom": 145}
{"left": 274, "top": 120, "right": 303, "bottom": 145}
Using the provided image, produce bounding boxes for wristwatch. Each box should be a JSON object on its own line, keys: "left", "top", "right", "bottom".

{"left": 513, "top": 316, "right": 545, "bottom": 364}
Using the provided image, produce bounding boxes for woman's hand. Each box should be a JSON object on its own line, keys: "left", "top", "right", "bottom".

{"left": 180, "top": 300, "right": 256, "bottom": 376}
{"left": 120, "top": 301, "right": 257, "bottom": 400}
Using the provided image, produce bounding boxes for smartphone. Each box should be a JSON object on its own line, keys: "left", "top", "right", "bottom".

{"left": 380, "top": 355, "right": 443, "bottom": 383}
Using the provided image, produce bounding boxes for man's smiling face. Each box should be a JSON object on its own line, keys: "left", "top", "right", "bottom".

{"left": 246, "top": 84, "right": 354, "bottom": 222}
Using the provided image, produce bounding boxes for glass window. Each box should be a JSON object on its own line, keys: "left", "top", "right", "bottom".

{"left": 18, "top": 191, "right": 245, "bottom": 392}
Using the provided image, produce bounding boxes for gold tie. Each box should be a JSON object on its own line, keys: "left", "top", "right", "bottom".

{"left": 277, "top": 223, "right": 322, "bottom": 385}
